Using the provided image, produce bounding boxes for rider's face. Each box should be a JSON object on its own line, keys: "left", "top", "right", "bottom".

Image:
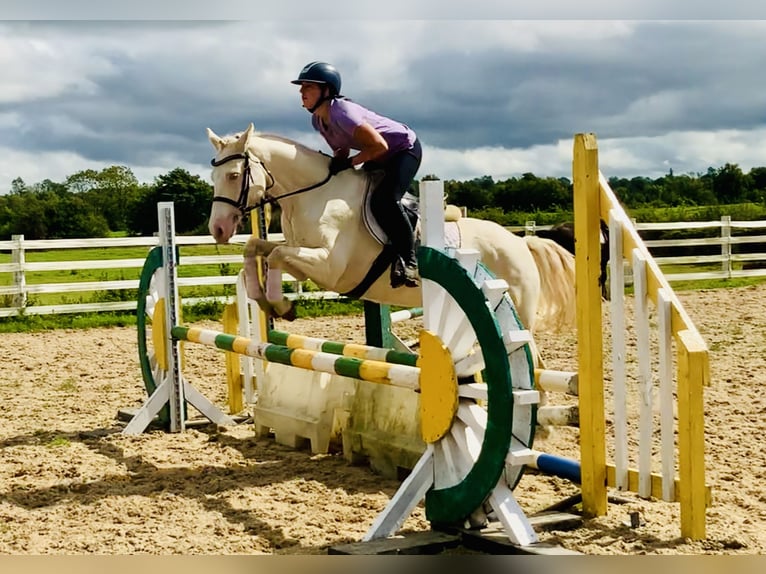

{"left": 299, "top": 82, "right": 322, "bottom": 110}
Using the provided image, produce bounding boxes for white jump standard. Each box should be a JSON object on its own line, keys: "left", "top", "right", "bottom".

{"left": 123, "top": 204, "right": 236, "bottom": 434}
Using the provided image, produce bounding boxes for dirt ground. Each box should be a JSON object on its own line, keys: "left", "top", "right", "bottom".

{"left": 0, "top": 283, "right": 764, "bottom": 555}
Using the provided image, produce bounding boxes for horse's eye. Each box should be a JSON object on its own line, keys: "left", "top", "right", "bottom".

{"left": 226, "top": 172, "right": 240, "bottom": 181}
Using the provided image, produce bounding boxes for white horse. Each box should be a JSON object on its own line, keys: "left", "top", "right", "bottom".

{"left": 206, "top": 123, "right": 576, "bottom": 363}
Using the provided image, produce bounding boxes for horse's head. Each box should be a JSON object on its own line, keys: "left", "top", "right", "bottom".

{"left": 207, "top": 122, "right": 274, "bottom": 243}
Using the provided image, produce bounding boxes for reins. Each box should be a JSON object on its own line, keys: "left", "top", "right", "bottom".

{"left": 210, "top": 150, "right": 332, "bottom": 219}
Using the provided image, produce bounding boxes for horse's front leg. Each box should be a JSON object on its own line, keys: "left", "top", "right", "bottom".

{"left": 243, "top": 236, "right": 284, "bottom": 259}
{"left": 263, "top": 245, "right": 332, "bottom": 321}
{"left": 241, "top": 249, "right": 275, "bottom": 318}
{"left": 242, "top": 235, "right": 288, "bottom": 318}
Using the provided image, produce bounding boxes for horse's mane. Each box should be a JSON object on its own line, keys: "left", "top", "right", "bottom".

{"left": 219, "top": 129, "right": 330, "bottom": 159}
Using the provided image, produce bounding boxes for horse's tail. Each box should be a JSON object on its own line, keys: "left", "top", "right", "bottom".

{"left": 523, "top": 235, "right": 577, "bottom": 332}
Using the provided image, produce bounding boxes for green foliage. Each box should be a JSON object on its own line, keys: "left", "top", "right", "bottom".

{"left": 0, "top": 296, "right": 366, "bottom": 333}
{"left": 69, "top": 166, "right": 144, "bottom": 232}
{"left": 293, "top": 298, "right": 364, "bottom": 318}
{"left": 0, "top": 166, "right": 213, "bottom": 240}
{"left": 629, "top": 202, "right": 766, "bottom": 223}
{"left": 0, "top": 181, "right": 110, "bottom": 239}
{"left": 128, "top": 168, "right": 213, "bottom": 236}
{"left": 182, "top": 300, "right": 227, "bottom": 322}
{"left": 5, "top": 159, "right": 766, "bottom": 241}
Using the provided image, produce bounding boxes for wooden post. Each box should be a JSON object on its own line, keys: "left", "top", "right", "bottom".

{"left": 572, "top": 133, "right": 607, "bottom": 517}
{"left": 677, "top": 330, "right": 708, "bottom": 540}
{"left": 11, "top": 234, "right": 26, "bottom": 311}
{"left": 721, "top": 215, "right": 732, "bottom": 278}
{"left": 223, "top": 301, "right": 244, "bottom": 414}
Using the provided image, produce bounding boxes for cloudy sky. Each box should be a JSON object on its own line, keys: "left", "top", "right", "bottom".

{"left": 2, "top": 5, "right": 766, "bottom": 192}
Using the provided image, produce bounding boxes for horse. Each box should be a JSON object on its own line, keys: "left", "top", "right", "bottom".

{"left": 530, "top": 221, "right": 611, "bottom": 300}
{"left": 205, "top": 123, "right": 577, "bottom": 366}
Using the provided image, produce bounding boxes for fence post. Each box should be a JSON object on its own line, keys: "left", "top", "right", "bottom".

{"left": 720, "top": 215, "right": 731, "bottom": 278}
{"left": 11, "top": 234, "right": 26, "bottom": 311}
{"left": 572, "top": 133, "right": 608, "bottom": 518}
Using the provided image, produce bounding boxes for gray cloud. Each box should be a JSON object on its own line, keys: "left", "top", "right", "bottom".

{"left": 5, "top": 0, "right": 766, "bottom": 19}
{"left": 3, "top": 20, "right": 766, "bottom": 190}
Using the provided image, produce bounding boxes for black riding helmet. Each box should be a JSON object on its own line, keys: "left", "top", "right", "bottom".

{"left": 291, "top": 61, "right": 342, "bottom": 97}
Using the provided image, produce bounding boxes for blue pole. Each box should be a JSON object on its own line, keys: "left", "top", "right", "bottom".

{"left": 534, "top": 453, "right": 582, "bottom": 484}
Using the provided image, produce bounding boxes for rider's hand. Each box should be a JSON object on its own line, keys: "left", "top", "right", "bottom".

{"left": 329, "top": 155, "right": 353, "bottom": 175}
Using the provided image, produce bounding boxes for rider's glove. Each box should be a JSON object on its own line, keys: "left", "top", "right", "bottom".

{"left": 329, "top": 155, "right": 354, "bottom": 175}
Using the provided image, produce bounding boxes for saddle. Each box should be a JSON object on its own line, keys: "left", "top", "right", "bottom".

{"left": 363, "top": 192, "right": 419, "bottom": 246}
{"left": 340, "top": 176, "right": 460, "bottom": 298}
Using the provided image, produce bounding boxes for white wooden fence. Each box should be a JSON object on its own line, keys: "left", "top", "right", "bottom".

{"left": 0, "top": 232, "right": 340, "bottom": 318}
{"left": 2, "top": 217, "right": 766, "bottom": 317}
{"left": 518, "top": 216, "right": 766, "bottom": 282}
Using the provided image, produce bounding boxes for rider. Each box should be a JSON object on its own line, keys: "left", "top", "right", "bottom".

{"left": 291, "top": 61, "right": 423, "bottom": 288}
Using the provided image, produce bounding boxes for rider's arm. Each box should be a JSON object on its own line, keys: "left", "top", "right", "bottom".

{"left": 349, "top": 123, "right": 388, "bottom": 166}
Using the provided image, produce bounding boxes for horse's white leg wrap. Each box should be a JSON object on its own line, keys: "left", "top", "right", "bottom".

{"left": 243, "top": 254, "right": 273, "bottom": 315}
{"left": 266, "top": 266, "right": 294, "bottom": 317}
{"left": 266, "top": 266, "right": 283, "bottom": 303}
{"left": 243, "top": 256, "right": 264, "bottom": 300}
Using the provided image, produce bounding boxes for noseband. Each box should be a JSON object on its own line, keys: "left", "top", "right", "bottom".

{"left": 210, "top": 152, "right": 276, "bottom": 218}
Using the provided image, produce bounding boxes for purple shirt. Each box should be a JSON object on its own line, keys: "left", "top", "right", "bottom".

{"left": 312, "top": 98, "right": 416, "bottom": 160}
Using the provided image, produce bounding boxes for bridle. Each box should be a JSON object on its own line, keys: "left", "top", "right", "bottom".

{"left": 210, "top": 152, "right": 275, "bottom": 217}
{"left": 210, "top": 149, "right": 333, "bottom": 219}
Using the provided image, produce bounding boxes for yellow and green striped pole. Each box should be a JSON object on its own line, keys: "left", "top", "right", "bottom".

{"left": 267, "top": 329, "right": 419, "bottom": 367}
{"left": 171, "top": 326, "right": 421, "bottom": 391}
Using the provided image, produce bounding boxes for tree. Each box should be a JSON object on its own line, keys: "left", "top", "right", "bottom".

{"left": 68, "top": 166, "right": 143, "bottom": 232}
{"left": 661, "top": 173, "right": 716, "bottom": 206}
{"left": 444, "top": 175, "right": 495, "bottom": 211}
{"left": 0, "top": 180, "right": 108, "bottom": 239}
{"left": 9, "top": 177, "right": 28, "bottom": 195}
{"left": 713, "top": 163, "right": 750, "bottom": 204}
{"left": 129, "top": 168, "right": 212, "bottom": 235}
{"left": 493, "top": 173, "right": 571, "bottom": 212}
{"left": 747, "top": 167, "right": 766, "bottom": 202}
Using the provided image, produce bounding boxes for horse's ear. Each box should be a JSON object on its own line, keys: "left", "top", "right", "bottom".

{"left": 207, "top": 128, "right": 224, "bottom": 152}
{"left": 236, "top": 123, "right": 255, "bottom": 148}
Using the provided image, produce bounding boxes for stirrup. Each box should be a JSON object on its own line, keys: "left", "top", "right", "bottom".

{"left": 403, "top": 263, "right": 419, "bottom": 288}
{"left": 390, "top": 256, "right": 420, "bottom": 289}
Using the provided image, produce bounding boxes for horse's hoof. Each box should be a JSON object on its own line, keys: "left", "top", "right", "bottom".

{"left": 279, "top": 305, "right": 298, "bottom": 322}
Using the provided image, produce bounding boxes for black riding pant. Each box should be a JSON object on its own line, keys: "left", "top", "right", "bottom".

{"left": 365, "top": 138, "right": 422, "bottom": 266}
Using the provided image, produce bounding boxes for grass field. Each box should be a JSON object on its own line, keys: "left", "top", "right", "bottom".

{"left": 0, "top": 242, "right": 249, "bottom": 307}
{"left": 2, "top": 238, "right": 765, "bottom": 333}
{"left": 0, "top": 240, "right": 367, "bottom": 332}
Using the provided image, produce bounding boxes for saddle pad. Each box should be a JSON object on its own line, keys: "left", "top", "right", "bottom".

{"left": 362, "top": 180, "right": 461, "bottom": 250}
